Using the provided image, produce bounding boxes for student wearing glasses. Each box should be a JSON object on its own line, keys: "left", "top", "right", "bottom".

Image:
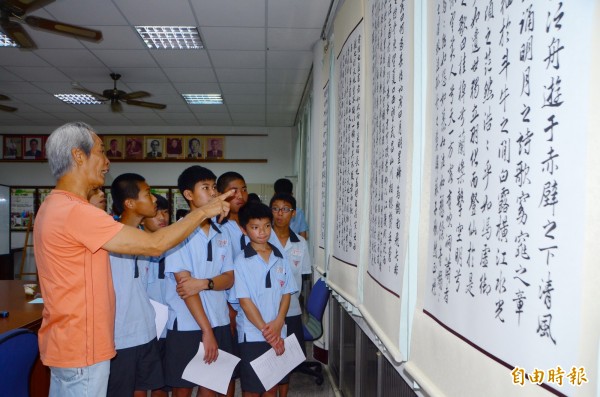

{"left": 268, "top": 193, "right": 312, "bottom": 397}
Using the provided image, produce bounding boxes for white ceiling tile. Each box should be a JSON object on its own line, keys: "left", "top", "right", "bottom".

{"left": 201, "top": 27, "right": 265, "bottom": 51}
{"left": 0, "top": 68, "right": 23, "bottom": 82}
{"left": 0, "top": 82, "right": 45, "bottom": 94}
{"left": 160, "top": 104, "right": 191, "bottom": 112}
{"left": 35, "top": 49, "right": 106, "bottom": 68}
{"left": 158, "top": 113, "right": 198, "bottom": 121}
{"left": 234, "top": 120, "right": 266, "bottom": 126}
{"left": 43, "top": 0, "right": 128, "bottom": 25}
{"left": 82, "top": 26, "right": 144, "bottom": 50}
{"left": 192, "top": 0, "right": 265, "bottom": 27}
{"left": 228, "top": 104, "right": 265, "bottom": 113}
{"left": 151, "top": 51, "right": 211, "bottom": 68}
{"left": 197, "top": 113, "right": 233, "bottom": 121}
{"left": 113, "top": 0, "right": 196, "bottom": 25}
{"left": 60, "top": 67, "right": 114, "bottom": 82}
{"left": 215, "top": 68, "right": 265, "bottom": 83}
{"left": 267, "top": 51, "right": 312, "bottom": 69}
{"left": 209, "top": 50, "right": 265, "bottom": 68}
{"left": 189, "top": 105, "right": 228, "bottom": 114}
{"left": 32, "top": 104, "right": 84, "bottom": 113}
{"left": 267, "top": 28, "right": 321, "bottom": 51}
{"left": 108, "top": 68, "right": 169, "bottom": 83}
{"left": 163, "top": 68, "right": 217, "bottom": 83}
{"left": 230, "top": 112, "right": 265, "bottom": 121}
{"left": 124, "top": 83, "right": 180, "bottom": 96}
{"left": 268, "top": 0, "right": 329, "bottom": 29}
{"left": 123, "top": 112, "right": 165, "bottom": 121}
{"left": 220, "top": 83, "right": 265, "bottom": 95}
{"left": 0, "top": 49, "right": 50, "bottom": 67}
{"left": 225, "top": 94, "right": 266, "bottom": 105}
{"left": 5, "top": 67, "right": 70, "bottom": 82}
{"left": 92, "top": 50, "right": 158, "bottom": 68}
{"left": 173, "top": 82, "right": 221, "bottom": 93}
{"left": 266, "top": 83, "right": 304, "bottom": 96}
{"left": 267, "top": 68, "right": 310, "bottom": 84}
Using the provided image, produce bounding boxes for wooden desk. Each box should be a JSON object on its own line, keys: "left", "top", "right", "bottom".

{"left": 0, "top": 280, "right": 49, "bottom": 397}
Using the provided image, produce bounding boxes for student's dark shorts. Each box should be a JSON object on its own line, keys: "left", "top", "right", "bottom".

{"left": 156, "top": 337, "right": 172, "bottom": 392}
{"left": 107, "top": 338, "right": 164, "bottom": 396}
{"left": 239, "top": 340, "right": 273, "bottom": 393}
{"left": 165, "top": 324, "right": 237, "bottom": 388}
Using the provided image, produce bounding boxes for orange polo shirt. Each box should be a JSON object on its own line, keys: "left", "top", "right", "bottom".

{"left": 34, "top": 190, "right": 124, "bottom": 367}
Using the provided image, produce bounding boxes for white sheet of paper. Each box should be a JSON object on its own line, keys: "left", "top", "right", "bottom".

{"left": 149, "top": 299, "right": 168, "bottom": 340}
{"left": 28, "top": 297, "right": 43, "bottom": 304}
{"left": 181, "top": 342, "right": 241, "bottom": 394}
{"left": 250, "top": 334, "right": 306, "bottom": 391}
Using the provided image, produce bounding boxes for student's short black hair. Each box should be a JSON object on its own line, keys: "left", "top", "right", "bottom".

{"left": 217, "top": 171, "right": 245, "bottom": 193}
{"left": 274, "top": 178, "right": 293, "bottom": 194}
{"left": 111, "top": 173, "right": 145, "bottom": 216}
{"left": 247, "top": 193, "right": 261, "bottom": 204}
{"left": 177, "top": 166, "right": 216, "bottom": 205}
{"left": 269, "top": 192, "right": 296, "bottom": 210}
{"left": 153, "top": 193, "right": 169, "bottom": 211}
{"left": 238, "top": 202, "right": 273, "bottom": 229}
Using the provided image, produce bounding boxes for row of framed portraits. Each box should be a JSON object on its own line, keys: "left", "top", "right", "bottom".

{"left": 10, "top": 187, "right": 190, "bottom": 231}
{"left": 2, "top": 134, "right": 226, "bottom": 161}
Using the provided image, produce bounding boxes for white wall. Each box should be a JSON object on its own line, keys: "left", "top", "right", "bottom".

{"left": 0, "top": 124, "right": 295, "bottom": 186}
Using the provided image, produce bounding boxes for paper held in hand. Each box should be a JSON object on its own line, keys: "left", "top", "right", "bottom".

{"left": 250, "top": 334, "right": 306, "bottom": 391}
{"left": 182, "top": 342, "right": 241, "bottom": 394}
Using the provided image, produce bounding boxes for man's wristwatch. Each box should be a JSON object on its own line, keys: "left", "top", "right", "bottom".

{"left": 207, "top": 278, "right": 214, "bottom": 290}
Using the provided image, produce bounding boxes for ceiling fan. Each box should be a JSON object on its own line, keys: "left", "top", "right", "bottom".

{"left": 0, "top": 94, "right": 17, "bottom": 112}
{"left": 72, "top": 73, "right": 167, "bottom": 113}
{"left": 0, "top": 0, "right": 102, "bottom": 49}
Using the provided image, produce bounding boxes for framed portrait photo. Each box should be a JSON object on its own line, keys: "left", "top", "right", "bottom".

{"left": 205, "top": 136, "right": 225, "bottom": 159}
{"left": 166, "top": 136, "right": 184, "bottom": 159}
{"left": 103, "top": 136, "right": 124, "bottom": 159}
{"left": 125, "top": 136, "right": 143, "bottom": 160}
{"left": 145, "top": 136, "right": 165, "bottom": 159}
{"left": 22, "top": 135, "right": 44, "bottom": 160}
{"left": 3, "top": 135, "right": 22, "bottom": 159}
{"left": 184, "top": 136, "right": 204, "bottom": 159}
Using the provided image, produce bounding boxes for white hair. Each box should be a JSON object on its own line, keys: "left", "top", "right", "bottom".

{"left": 46, "top": 122, "right": 96, "bottom": 180}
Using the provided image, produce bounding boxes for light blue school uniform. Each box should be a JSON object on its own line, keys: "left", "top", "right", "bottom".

{"left": 109, "top": 253, "right": 157, "bottom": 349}
{"left": 290, "top": 207, "right": 308, "bottom": 235}
{"left": 221, "top": 219, "right": 249, "bottom": 259}
{"left": 164, "top": 220, "right": 234, "bottom": 331}
{"left": 268, "top": 229, "right": 312, "bottom": 317}
{"left": 229, "top": 243, "right": 298, "bottom": 343}
{"left": 141, "top": 255, "right": 168, "bottom": 338}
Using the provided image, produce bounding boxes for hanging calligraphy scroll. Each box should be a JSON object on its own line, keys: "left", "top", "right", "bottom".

{"left": 422, "top": 1, "right": 591, "bottom": 394}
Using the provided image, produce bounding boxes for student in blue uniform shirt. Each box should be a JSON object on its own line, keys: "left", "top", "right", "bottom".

{"left": 164, "top": 166, "right": 236, "bottom": 397}
{"left": 273, "top": 178, "right": 308, "bottom": 239}
{"left": 229, "top": 202, "right": 298, "bottom": 397}
{"left": 268, "top": 193, "right": 312, "bottom": 397}
{"left": 216, "top": 171, "right": 250, "bottom": 258}
{"left": 108, "top": 173, "right": 164, "bottom": 397}
{"left": 140, "top": 193, "right": 170, "bottom": 397}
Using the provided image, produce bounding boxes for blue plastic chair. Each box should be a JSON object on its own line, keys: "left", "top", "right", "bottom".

{"left": 0, "top": 328, "right": 39, "bottom": 397}
{"left": 298, "top": 278, "right": 331, "bottom": 385}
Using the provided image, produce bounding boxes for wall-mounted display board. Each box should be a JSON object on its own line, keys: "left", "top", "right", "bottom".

{"left": 10, "top": 188, "right": 35, "bottom": 230}
{"left": 328, "top": 10, "right": 366, "bottom": 305}
{"left": 407, "top": 1, "right": 598, "bottom": 397}
{"left": 0, "top": 133, "right": 268, "bottom": 163}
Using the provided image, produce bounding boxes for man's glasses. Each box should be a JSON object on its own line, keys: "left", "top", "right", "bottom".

{"left": 271, "top": 207, "right": 294, "bottom": 214}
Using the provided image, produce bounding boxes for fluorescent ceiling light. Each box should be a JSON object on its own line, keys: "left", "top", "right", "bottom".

{"left": 135, "top": 26, "right": 203, "bottom": 49}
{"left": 0, "top": 33, "right": 18, "bottom": 47}
{"left": 54, "top": 94, "right": 103, "bottom": 105}
{"left": 182, "top": 94, "right": 223, "bottom": 105}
